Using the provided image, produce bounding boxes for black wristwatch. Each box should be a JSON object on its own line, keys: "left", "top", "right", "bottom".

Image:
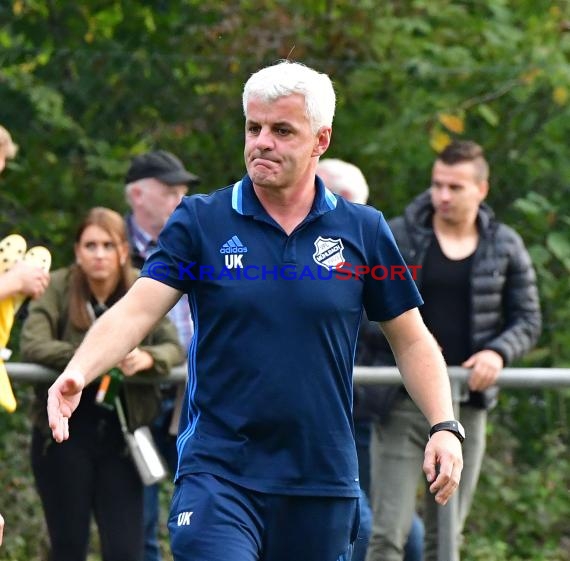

{"left": 429, "top": 420, "right": 465, "bottom": 443}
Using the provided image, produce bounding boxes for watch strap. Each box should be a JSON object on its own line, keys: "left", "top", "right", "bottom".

{"left": 429, "top": 420, "right": 465, "bottom": 443}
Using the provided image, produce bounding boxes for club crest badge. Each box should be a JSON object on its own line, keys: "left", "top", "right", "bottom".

{"left": 312, "top": 236, "right": 345, "bottom": 270}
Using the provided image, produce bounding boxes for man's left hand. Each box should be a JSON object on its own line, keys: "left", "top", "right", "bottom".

{"left": 462, "top": 349, "right": 503, "bottom": 391}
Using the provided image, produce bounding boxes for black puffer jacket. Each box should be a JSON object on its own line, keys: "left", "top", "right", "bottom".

{"left": 355, "top": 190, "right": 541, "bottom": 414}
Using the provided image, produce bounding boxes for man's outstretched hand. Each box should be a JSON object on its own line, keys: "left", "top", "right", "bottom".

{"left": 47, "top": 371, "right": 85, "bottom": 442}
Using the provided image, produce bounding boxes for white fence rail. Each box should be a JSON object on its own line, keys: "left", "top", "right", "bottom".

{"left": 7, "top": 363, "right": 570, "bottom": 387}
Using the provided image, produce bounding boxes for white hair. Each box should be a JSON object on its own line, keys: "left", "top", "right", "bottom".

{"left": 0, "top": 125, "right": 18, "bottom": 159}
{"left": 124, "top": 177, "right": 159, "bottom": 205}
{"left": 317, "top": 158, "right": 369, "bottom": 204}
{"left": 242, "top": 60, "right": 336, "bottom": 134}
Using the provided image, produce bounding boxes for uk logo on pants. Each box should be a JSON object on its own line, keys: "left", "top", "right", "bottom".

{"left": 177, "top": 511, "right": 194, "bottom": 526}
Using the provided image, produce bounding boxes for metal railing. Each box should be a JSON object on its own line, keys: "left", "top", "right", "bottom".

{"left": 6, "top": 363, "right": 570, "bottom": 560}
{"left": 8, "top": 363, "right": 570, "bottom": 387}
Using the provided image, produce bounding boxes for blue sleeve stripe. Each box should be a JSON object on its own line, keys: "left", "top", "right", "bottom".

{"left": 175, "top": 293, "right": 201, "bottom": 478}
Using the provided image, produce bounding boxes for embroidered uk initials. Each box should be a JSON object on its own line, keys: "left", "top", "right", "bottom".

{"left": 177, "top": 511, "right": 193, "bottom": 526}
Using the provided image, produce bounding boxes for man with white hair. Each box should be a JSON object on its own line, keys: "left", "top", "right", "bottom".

{"left": 47, "top": 61, "right": 462, "bottom": 561}
{"left": 317, "top": 158, "right": 369, "bottom": 204}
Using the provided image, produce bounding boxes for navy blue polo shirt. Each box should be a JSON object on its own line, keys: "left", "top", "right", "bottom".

{"left": 141, "top": 174, "right": 422, "bottom": 497}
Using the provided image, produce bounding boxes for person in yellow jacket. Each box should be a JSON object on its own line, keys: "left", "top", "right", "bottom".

{"left": 0, "top": 124, "right": 50, "bottom": 412}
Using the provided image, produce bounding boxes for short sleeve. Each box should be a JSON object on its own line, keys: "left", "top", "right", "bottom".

{"left": 362, "top": 213, "right": 423, "bottom": 322}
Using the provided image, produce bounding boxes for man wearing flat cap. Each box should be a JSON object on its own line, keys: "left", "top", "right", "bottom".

{"left": 125, "top": 149, "right": 200, "bottom": 561}
{"left": 126, "top": 150, "right": 200, "bottom": 257}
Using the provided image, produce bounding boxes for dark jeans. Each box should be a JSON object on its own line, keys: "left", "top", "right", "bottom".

{"left": 31, "top": 425, "right": 144, "bottom": 561}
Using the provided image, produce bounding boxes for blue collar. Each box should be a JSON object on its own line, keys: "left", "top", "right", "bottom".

{"left": 231, "top": 174, "right": 338, "bottom": 221}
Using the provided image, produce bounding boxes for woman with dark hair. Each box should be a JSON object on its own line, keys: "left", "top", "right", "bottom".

{"left": 20, "top": 207, "right": 183, "bottom": 561}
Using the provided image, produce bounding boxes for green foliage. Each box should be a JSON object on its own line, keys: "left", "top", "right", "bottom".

{"left": 1, "top": 0, "right": 569, "bottom": 243}
{"left": 0, "top": 0, "right": 569, "bottom": 557}
{"left": 464, "top": 413, "right": 570, "bottom": 560}
{"left": 511, "top": 191, "right": 570, "bottom": 366}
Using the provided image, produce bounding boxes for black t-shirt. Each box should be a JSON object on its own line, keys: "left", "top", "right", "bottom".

{"left": 420, "top": 236, "right": 474, "bottom": 365}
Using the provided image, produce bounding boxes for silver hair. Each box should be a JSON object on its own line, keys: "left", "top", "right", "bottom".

{"left": 317, "top": 158, "right": 369, "bottom": 205}
{"left": 124, "top": 177, "right": 156, "bottom": 205}
{"left": 242, "top": 60, "right": 336, "bottom": 134}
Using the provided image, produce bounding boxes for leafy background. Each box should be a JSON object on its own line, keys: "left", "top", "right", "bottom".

{"left": 1, "top": 1, "right": 569, "bottom": 559}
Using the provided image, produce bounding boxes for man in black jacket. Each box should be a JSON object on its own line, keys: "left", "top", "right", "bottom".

{"left": 366, "top": 140, "right": 541, "bottom": 561}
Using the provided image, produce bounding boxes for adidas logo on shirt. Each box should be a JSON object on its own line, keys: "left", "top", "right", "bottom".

{"left": 219, "top": 235, "right": 248, "bottom": 254}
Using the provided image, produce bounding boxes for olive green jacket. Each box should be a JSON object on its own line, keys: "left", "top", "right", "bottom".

{"left": 20, "top": 267, "right": 184, "bottom": 432}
